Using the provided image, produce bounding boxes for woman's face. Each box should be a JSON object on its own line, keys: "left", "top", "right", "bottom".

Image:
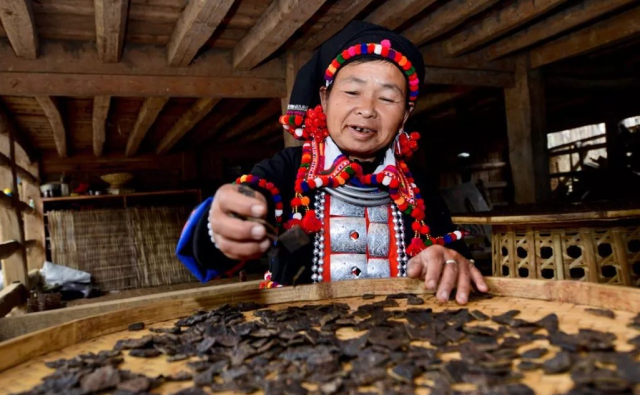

{"left": 320, "top": 60, "right": 410, "bottom": 160}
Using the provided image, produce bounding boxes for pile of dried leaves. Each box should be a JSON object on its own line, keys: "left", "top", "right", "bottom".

{"left": 14, "top": 296, "right": 640, "bottom": 395}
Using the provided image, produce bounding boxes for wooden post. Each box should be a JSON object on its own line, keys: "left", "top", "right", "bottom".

{"left": 612, "top": 228, "right": 631, "bottom": 286}
{"left": 526, "top": 231, "right": 537, "bottom": 279}
{"left": 504, "top": 55, "right": 550, "bottom": 204}
{"left": 506, "top": 230, "right": 517, "bottom": 278}
{"left": 580, "top": 228, "right": 600, "bottom": 284}
{"left": 0, "top": 122, "right": 28, "bottom": 288}
{"left": 281, "top": 52, "right": 304, "bottom": 148}
{"left": 22, "top": 166, "right": 44, "bottom": 271}
{"left": 552, "top": 232, "right": 565, "bottom": 280}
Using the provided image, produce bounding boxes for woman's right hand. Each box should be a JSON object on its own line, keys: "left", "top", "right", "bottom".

{"left": 209, "top": 184, "right": 270, "bottom": 260}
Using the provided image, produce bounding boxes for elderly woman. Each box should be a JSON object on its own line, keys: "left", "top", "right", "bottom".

{"left": 177, "top": 21, "right": 487, "bottom": 304}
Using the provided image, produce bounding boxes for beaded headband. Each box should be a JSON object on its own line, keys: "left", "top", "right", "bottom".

{"left": 323, "top": 39, "right": 420, "bottom": 102}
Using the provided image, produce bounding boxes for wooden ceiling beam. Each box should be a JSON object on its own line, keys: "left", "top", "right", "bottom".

{"left": 237, "top": 118, "right": 281, "bottom": 145}
{"left": 421, "top": 41, "right": 514, "bottom": 72}
{"left": 92, "top": 96, "right": 110, "bottom": 157}
{"left": 484, "top": 0, "right": 640, "bottom": 61}
{"left": 446, "top": 0, "right": 571, "bottom": 57}
{"left": 191, "top": 99, "right": 252, "bottom": 144}
{"left": 94, "top": 0, "right": 129, "bottom": 63}
{"left": 364, "top": 0, "right": 437, "bottom": 31}
{"left": 411, "top": 89, "right": 472, "bottom": 116}
{"left": 233, "top": 0, "right": 327, "bottom": 70}
{"left": 0, "top": 0, "right": 38, "bottom": 59}
{"left": 167, "top": 0, "right": 236, "bottom": 67}
{"left": 425, "top": 67, "right": 514, "bottom": 87}
{"left": 0, "top": 73, "right": 285, "bottom": 98}
{"left": 125, "top": 97, "right": 169, "bottom": 157}
{"left": 218, "top": 100, "right": 281, "bottom": 143}
{"left": 403, "top": 0, "right": 500, "bottom": 46}
{"left": 156, "top": 98, "right": 220, "bottom": 155}
{"left": 300, "top": 0, "right": 376, "bottom": 49}
{"left": 34, "top": 96, "right": 67, "bottom": 158}
{"left": 0, "top": 43, "right": 283, "bottom": 79}
{"left": 530, "top": 6, "right": 640, "bottom": 68}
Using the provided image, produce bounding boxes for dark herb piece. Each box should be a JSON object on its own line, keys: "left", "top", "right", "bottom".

{"left": 520, "top": 348, "right": 549, "bottom": 359}
{"left": 407, "top": 296, "right": 424, "bottom": 305}
{"left": 127, "top": 322, "right": 145, "bottom": 331}
{"left": 585, "top": 308, "right": 616, "bottom": 319}
{"left": 362, "top": 293, "right": 375, "bottom": 300}
{"left": 492, "top": 310, "right": 521, "bottom": 326}
{"left": 543, "top": 352, "right": 572, "bottom": 374}
{"left": 470, "top": 310, "right": 489, "bottom": 321}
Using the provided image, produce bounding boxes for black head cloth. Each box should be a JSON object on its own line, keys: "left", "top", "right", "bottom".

{"left": 280, "top": 20, "right": 425, "bottom": 134}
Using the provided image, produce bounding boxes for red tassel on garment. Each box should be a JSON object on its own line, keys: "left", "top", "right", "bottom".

{"left": 406, "top": 237, "right": 426, "bottom": 257}
{"left": 284, "top": 219, "right": 301, "bottom": 230}
{"left": 300, "top": 210, "right": 323, "bottom": 234}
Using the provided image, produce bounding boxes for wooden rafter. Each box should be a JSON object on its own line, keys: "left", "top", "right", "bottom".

{"left": 167, "top": 0, "right": 236, "bottom": 67}
{"left": 420, "top": 41, "right": 515, "bottom": 72}
{"left": 0, "top": 43, "right": 286, "bottom": 97}
{"left": 94, "top": 0, "right": 129, "bottom": 63}
{"left": 125, "top": 97, "right": 169, "bottom": 157}
{"left": 237, "top": 118, "right": 281, "bottom": 145}
{"left": 403, "top": 0, "right": 500, "bottom": 46}
{"left": 484, "top": 0, "right": 639, "bottom": 61}
{"left": 218, "top": 100, "right": 281, "bottom": 143}
{"left": 364, "top": 0, "right": 437, "bottom": 31}
{"left": 411, "top": 89, "right": 471, "bottom": 116}
{"left": 92, "top": 96, "right": 110, "bottom": 157}
{"left": 34, "top": 96, "right": 67, "bottom": 158}
{"left": 300, "top": 0, "right": 376, "bottom": 49}
{"left": 0, "top": 43, "right": 284, "bottom": 79}
{"left": 0, "top": 73, "right": 285, "bottom": 98}
{"left": 446, "top": 0, "right": 571, "bottom": 57}
{"left": 156, "top": 98, "right": 220, "bottom": 154}
{"left": 530, "top": 6, "right": 640, "bottom": 68}
{"left": 233, "top": 0, "right": 327, "bottom": 70}
{"left": 425, "top": 67, "right": 514, "bottom": 87}
{"left": 191, "top": 99, "right": 252, "bottom": 144}
{"left": 0, "top": 0, "right": 38, "bottom": 59}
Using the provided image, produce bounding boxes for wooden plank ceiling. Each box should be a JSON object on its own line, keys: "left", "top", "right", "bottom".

{"left": 0, "top": 0, "right": 639, "bottom": 160}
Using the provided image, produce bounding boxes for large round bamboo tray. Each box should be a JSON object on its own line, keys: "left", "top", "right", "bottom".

{"left": 1, "top": 277, "right": 639, "bottom": 395}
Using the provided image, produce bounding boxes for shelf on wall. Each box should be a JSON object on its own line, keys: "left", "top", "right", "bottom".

{"left": 42, "top": 189, "right": 201, "bottom": 203}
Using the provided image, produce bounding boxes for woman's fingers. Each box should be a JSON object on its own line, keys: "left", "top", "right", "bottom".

{"left": 210, "top": 184, "right": 271, "bottom": 260}
{"left": 424, "top": 251, "right": 444, "bottom": 291}
{"left": 216, "top": 184, "right": 267, "bottom": 218}
{"left": 455, "top": 261, "right": 472, "bottom": 304}
{"left": 406, "top": 255, "right": 426, "bottom": 279}
{"left": 210, "top": 212, "right": 265, "bottom": 242}
{"left": 470, "top": 264, "right": 489, "bottom": 292}
{"left": 213, "top": 233, "right": 270, "bottom": 260}
{"left": 435, "top": 260, "right": 459, "bottom": 302}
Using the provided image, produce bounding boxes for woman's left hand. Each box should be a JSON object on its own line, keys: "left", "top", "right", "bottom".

{"left": 406, "top": 245, "right": 488, "bottom": 305}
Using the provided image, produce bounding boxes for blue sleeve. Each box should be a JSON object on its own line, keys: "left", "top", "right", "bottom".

{"left": 176, "top": 197, "right": 226, "bottom": 282}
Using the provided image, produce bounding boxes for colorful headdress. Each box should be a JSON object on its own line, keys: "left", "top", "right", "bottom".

{"left": 279, "top": 21, "right": 425, "bottom": 142}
